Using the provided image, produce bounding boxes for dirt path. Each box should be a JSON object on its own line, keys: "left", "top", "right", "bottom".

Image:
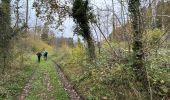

{"left": 18, "top": 61, "right": 81, "bottom": 100}
{"left": 18, "top": 70, "right": 56, "bottom": 100}
{"left": 17, "top": 73, "right": 36, "bottom": 100}
{"left": 43, "top": 70, "right": 55, "bottom": 100}
{"left": 55, "top": 63, "right": 83, "bottom": 100}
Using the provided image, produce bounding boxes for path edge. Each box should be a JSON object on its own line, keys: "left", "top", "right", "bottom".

{"left": 53, "top": 61, "right": 85, "bottom": 100}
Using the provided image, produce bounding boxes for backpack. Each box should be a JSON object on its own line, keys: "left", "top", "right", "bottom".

{"left": 44, "top": 51, "right": 48, "bottom": 56}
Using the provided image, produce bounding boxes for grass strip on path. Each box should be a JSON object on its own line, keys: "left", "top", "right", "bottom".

{"left": 17, "top": 72, "right": 36, "bottom": 100}
{"left": 25, "top": 55, "right": 69, "bottom": 100}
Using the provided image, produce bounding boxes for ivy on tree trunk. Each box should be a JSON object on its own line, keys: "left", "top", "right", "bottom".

{"left": 72, "top": 0, "right": 96, "bottom": 60}
{"left": 128, "top": 0, "right": 149, "bottom": 98}
{"left": 0, "top": 0, "right": 11, "bottom": 73}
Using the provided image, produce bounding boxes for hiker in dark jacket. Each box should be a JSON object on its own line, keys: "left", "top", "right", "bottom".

{"left": 43, "top": 49, "right": 48, "bottom": 61}
{"left": 36, "top": 52, "right": 42, "bottom": 63}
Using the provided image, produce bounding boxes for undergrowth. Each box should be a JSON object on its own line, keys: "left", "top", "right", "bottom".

{"left": 54, "top": 42, "right": 170, "bottom": 100}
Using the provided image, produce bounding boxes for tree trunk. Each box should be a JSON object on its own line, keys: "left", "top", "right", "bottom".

{"left": 151, "top": 0, "right": 157, "bottom": 28}
{"left": 81, "top": 22, "right": 96, "bottom": 60}
{"left": 128, "top": 0, "right": 149, "bottom": 97}
{"left": 26, "top": 0, "right": 28, "bottom": 31}
{"left": 15, "top": 0, "right": 19, "bottom": 28}
{"left": 72, "top": 0, "right": 96, "bottom": 61}
{"left": 111, "top": 0, "right": 115, "bottom": 41}
{"left": 0, "top": 0, "right": 11, "bottom": 74}
{"left": 161, "top": 0, "right": 165, "bottom": 32}
{"left": 86, "top": 33, "right": 96, "bottom": 61}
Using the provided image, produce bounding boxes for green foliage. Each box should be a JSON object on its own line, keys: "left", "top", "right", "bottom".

{"left": 0, "top": 33, "right": 55, "bottom": 99}
{"left": 0, "top": 53, "right": 69, "bottom": 99}
{"left": 72, "top": 0, "right": 93, "bottom": 38}
{"left": 54, "top": 45, "right": 137, "bottom": 99}
{"left": 146, "top": 49, "right": 170, "bottom": 99}
{"left": 147, "top": 28, "right": 163, "bottom": 42}
{"left": 0, "top": 54, "right": 36, "bottom": 99}
{"left": 144, "top": 28, "right": 164, "bottom": 52}
{"left": 0, "top": 0, "right": 170, "bottom": 100}
{"left": 54, "top": 39, "right": 170, "bottom": 100}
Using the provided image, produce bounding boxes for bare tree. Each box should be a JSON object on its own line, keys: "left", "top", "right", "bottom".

{"left": 161, "top": 0, "right": 165, "bottom": 32}
{"left": 26, "top": 0, "right": 28, "bottom": 31}
{"left": 111, "top": 0, "right": 115, "bottom": 41}
{"left": 151, "top": 0, "right": 157, "bottom": 28}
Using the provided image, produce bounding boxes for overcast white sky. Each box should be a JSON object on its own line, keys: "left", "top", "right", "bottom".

{"left": 10, "top": 0, "right": 123, "bottom": 38}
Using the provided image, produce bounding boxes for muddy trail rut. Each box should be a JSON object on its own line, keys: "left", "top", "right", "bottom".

{"left": 54, "top": 63, "right": 84, "bottom": 100}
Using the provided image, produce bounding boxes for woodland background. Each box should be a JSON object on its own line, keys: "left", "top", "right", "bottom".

{"left": 0, "top": 0, "right": 170, "bottom": 100}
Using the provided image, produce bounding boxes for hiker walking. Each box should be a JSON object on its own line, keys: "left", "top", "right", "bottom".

{"left": 43, "top": 49, "right": 48, "bottom": 61}
{"left": 36, "top": 51, "right": 42, "bottom": 63}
